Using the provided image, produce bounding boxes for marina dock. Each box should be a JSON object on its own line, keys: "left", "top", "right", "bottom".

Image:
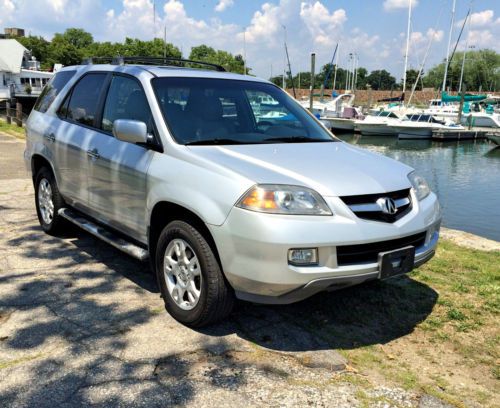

{"left": 432, "top": 127, "right": 500, "bottom": 141}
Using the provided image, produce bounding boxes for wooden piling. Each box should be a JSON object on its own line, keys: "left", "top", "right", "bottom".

{"left": 6, "top": 102, "right": 11, "bottom": 124}
{"left": 16, "top": 102, "right": 22, "bottom": 127}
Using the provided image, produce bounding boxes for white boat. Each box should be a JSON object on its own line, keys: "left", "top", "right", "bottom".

{"left": 390, "top": 114, "right": 464, "bottom": 139}
{"left": 0, "top": 39, "right": 54, "bottom": 100}
{"left": 460, "top": 112, "right": 500, "bottom": 128}
{"left": 354, "top": 111, "right": 407, "bottom": 136}
{"left": 299, "top": 93, "right": 354, "bottom": 116}
{"left": 422, "top": 99, "right": 460, "bottom": 121}
{"left": 300, "top": 93, "right": 363, "bottom": 131}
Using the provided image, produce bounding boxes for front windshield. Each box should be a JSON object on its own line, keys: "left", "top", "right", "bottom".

{"left": 152, "top": 77, "right": 337, "bottom": 145}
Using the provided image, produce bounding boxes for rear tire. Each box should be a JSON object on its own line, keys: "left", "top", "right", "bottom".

{"left": 155, "top": 220, "right": 234, "bottom": 327}
{"left": 34, "top": 167, "right": 65, "bottom": 235}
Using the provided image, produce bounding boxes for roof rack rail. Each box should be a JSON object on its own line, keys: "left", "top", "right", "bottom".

{"left": 81, "top": 56, "right": 226, "bottom": 72}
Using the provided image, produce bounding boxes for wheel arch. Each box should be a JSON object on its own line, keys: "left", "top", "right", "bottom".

{"left": 148, "top": 201, "right": 222, "bottom": 270}
{"left": 31, "top": 154, "right": 55, "bottom": 183}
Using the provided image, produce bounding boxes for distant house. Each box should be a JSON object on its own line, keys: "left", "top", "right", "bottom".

{"left": 0, "top": 39, "right": 53, "bottom": 100}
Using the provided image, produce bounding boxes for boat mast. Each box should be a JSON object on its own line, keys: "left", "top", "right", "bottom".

{"left": 282, "top": 25, "right": 287, "bottom": 89}
{"left": 442, "top": 0, "right": 457, "bottom": 92}
{"left": 459, "top": 3, "right": 472, "bottom": 93}
{"left": 402, "top": 0, "right": 412, "bottom": 98}
{"left": 333, "top": 42, "right": 340, "bottom": 91}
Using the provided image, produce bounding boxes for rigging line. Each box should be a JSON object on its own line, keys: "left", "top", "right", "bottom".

{"left": 322, "top": 43, "right": 339, "bottom": 90}
{"left": 408, "top": 3, "right": 446, "bottom": 106}
{"left": 448, "top": 8, "right": 471, "bottom": 68}
{"left": 284, "top": 42, "right": 296, "bottom": 98}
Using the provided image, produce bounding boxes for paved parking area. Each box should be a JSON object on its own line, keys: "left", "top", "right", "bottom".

{"left": 0, "top": 133, "right": 450, "bottom": 407}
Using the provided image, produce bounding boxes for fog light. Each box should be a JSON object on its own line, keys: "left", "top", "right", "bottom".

{"left": 288, "top": 248, "right": 318, "bottom": 266}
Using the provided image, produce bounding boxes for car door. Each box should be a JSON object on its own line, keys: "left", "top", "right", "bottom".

{"left": 27, "top": 69, "right": 76, "bottom": 188}
{"left": 85, "top": 74, "right": 156, "bottom": 242}
{"left": 53, "top": 72, "right": 109, "bottom": 210}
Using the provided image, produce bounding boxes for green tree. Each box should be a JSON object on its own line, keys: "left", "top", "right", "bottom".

{"left": 189, "top": 45, "right": 247, "bottom": 74}
{"left": 59, "top": 28, "right": 94, "bottom": 49}
{"left": 404, "top": 69, "right": 422, "bottom": 90}
{"left": 423, "top": 49, "right": 500, "bottom": 91}
{"left": 355, "top": 67, "right": 368, "bottom": 90}
{"left": 47, "top": 34, "right": 83, "bottom": 67}
{"left": 366, "top": 69, "right": 396, "bottom": 90}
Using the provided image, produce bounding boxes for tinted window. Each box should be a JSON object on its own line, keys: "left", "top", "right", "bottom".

{"left": 33, "top": 70, "right": 76, "bottom": 113}
{"left": 153, "top": 77, "right": 335, "bottom": 145}
{"left": 66, "top": 73, "right": 107, "bottom": 127}
{"left": 102, "top": 75, "right": 153, "bottom": 133}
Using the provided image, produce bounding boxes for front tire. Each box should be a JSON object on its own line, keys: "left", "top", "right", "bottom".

{"left": 34, "top": 167, "right": 65, "bottom": 235}
{"left": 155, "top": 220, "right": 234, "bottom": 327}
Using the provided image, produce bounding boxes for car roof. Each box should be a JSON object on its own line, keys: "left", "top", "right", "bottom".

{"left": 58, "top": 64, "right": 271, "bottom": 84}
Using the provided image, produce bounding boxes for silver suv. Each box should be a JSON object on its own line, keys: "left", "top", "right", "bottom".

{"left": 25, "top": 58, "right": 441, "bottom": 327}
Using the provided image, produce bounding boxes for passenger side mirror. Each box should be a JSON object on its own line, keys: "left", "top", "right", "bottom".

{"left": 113, "top": 119, "right": 148, "bottom": 144}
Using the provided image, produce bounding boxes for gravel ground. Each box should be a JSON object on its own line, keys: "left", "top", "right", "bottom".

{"left": 0, "top": 132, "right": 454, "bottom": 407}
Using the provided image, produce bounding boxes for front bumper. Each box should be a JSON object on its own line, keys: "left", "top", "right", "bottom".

{"left": 208, "top": 192, "right": 441, "bottom": 304}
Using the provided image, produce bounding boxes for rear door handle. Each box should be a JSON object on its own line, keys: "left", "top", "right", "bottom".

{"left": 44, "top": 132, "right": 55, "bottom": 142}
{"left": 87, "top": 148, "right": 100, "bottom": 160}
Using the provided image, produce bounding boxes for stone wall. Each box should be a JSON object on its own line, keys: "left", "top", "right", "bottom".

{"left": 287, "top": 89, "right": 498, "bottom": 107}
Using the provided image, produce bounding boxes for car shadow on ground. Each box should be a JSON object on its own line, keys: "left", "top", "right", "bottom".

{"left": 1, "top": 222, "right": 438, "bottom": 406}
{"left": 7, "top": 222, "right": 438, "bottom": 353}
{"left": 206, "top": 276, "right": 438, "bottom": 352}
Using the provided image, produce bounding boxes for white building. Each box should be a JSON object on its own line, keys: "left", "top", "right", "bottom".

{"left": 0, "top": 39, "right": 53, "bottom": 100}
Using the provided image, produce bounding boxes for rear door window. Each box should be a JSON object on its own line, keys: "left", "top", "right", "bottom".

{"left": 101, "top": 75, "right": 154, "bottom": 133}
{"left": 65, "top": 73, "right": 108, "bottom": 127}
{"left": 33, "top": 70, "right": 76, "bottom": 113}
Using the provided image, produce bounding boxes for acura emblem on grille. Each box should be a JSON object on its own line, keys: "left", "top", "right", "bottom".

{"left": 376, "top": 197, "right": 398, "bottom": 215}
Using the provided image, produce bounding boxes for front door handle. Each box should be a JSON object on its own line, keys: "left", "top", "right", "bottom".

{"left": 87, "top": 148, "right": 100, "bottom": 160}
{"left": 44, "top": 132, "right": 55, "bottom": 142}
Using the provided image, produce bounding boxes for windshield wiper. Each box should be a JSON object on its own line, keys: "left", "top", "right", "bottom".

{"left": 263, "top": 136, "right": 334, "bottom": 143}
{"left": 185, "top": 138, "right": 248, "bottom": 146}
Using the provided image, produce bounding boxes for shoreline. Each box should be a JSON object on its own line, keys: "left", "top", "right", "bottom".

{"left": 441, "top": 227, "right": 500, "bottom": 252}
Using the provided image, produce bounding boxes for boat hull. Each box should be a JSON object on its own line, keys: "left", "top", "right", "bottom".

{"left": 322, "top": 118, "right": 356, "bottom": 131}
{"left": 393, "top": 127, "right": 433, "bottom": 139}
{"left": 356, "top": 123, "right": 398, "bottom": 136}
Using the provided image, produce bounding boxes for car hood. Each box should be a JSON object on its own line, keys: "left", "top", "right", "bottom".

{"left": 188, "top": 142, "right": 413, "bottom": 197}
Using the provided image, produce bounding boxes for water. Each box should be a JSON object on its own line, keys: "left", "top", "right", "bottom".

{"left": 336, "top": 134, "right": 500, "bottom": 242}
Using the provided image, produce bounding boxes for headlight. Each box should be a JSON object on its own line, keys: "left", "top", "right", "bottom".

{"left": 236, "top": 184, "right": 332, "bottom": 215}
{"left": 408, "top": 171, "right": 430, "bottom": 201}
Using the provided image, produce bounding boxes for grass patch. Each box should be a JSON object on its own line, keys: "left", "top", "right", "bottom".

{"left": 295, "top": 239, "right": 499, "bottom": 407}
{"left": 361, "top": 240, "right": 499, "bottom": 406}
{"left": 0, "top": 118, "right": 25, "bottom": 138}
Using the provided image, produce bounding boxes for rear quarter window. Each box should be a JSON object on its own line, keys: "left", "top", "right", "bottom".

{"left": 33, "top": 70, "right": 76, "bottom": 113}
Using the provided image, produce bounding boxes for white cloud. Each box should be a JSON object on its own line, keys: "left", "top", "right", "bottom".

{"left": 383, "top": 0, "right": 418, "bottom": 12}
{"left": 0, "top": 0, "right": 15, "bottom": 26}
{"left": 457, "top": 10, "right": 496, "bottom": 28}
{"left": 243, "top": 2, "right": 283, "bottom": 44}
{"left": 300, "top": 1, "right": 346, "bottom": 46}
{"left": 215, "top": 0, "right": 234, "bottom": 13}
{"left": 50, "top": 0, "right": 68, "bottom": 14}
{"left": 106, "top": 0, "right": 156, "bottom": 39}
{"left": 467, "top": 29, "right": 499, "bottom": 51}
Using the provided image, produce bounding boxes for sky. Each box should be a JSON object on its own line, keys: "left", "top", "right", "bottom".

{"left": 1, "top": 0, "right": 499, "bottom": 81}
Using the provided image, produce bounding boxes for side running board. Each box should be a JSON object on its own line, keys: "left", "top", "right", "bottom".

{"left": 58, "top": 208, "right": 149, "bottom": 261}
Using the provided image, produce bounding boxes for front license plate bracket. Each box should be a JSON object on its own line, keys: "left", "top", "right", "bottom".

{"left": 378, "top": 246, "right": 415, "bottom": 279}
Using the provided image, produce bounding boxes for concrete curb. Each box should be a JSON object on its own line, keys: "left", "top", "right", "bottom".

{"left": 441, "top": 227, "right": 500, "bottom": 252}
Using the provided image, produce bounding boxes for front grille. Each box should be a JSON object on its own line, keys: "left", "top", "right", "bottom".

{"left": 336, "top": 232, "right": 426, "bottom": 266}
{"left": 341, "top": 188, "right": 412, "bottom": 223}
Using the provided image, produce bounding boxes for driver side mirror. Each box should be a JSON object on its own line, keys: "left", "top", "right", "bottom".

{"left": 113, "top": 119, "right": 148, "bottom": 144}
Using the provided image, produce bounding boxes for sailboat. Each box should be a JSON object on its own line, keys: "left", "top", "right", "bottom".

{"left": 354, "top": 0, "right": 413, "bottom": 135}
